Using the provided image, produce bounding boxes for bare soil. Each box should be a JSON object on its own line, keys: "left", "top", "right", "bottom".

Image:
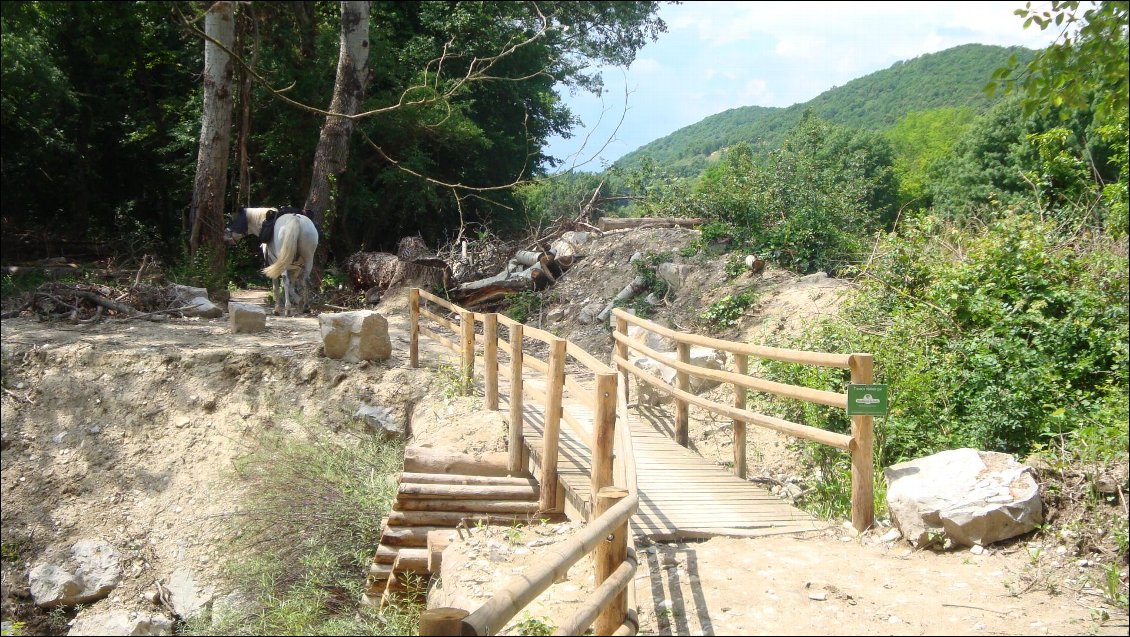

{"left": 2, "top": 227, "right": 1127, "bottom": 635}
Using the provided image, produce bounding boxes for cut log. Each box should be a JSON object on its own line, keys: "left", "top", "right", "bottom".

{"left": 403, "top": 447, "right": 513, "bottom": 477}
{"left": 399, "top": 472, "right": 536, "bottom": 487}
{"left": 387, "top": 510, "right": 536, "bottom": 527}
{"left": 392, "top": 549, "right": 431, "bottom": 573}
{"left": 396, "top": 498, "right": 542, "bottom": 514}
{"left": 596, "top": 275, "right": 648, "bottom": 323}
{"left": 427, "top": 530, "right": 458, "bottom": 573}
{"left": 380, "top": 525, "right": 448, "bottom": 547}
{"left": 344, "top": 251, "right": 451, "bottom": 294}
{"left": 597, "top": 216, "right": 706, "bottom": 231}
{"left": 397, "top": 483, "right": 540, "bottom": 501}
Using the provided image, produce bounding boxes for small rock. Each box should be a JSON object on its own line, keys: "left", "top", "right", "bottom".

{"left": 808, "top": 592, "right": 827, "bottom": 601}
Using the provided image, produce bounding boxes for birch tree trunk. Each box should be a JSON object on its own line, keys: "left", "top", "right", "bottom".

{"left": 188, "top": 1, "right": 236, "bottom": 277}
{"left": 303, "top": 1, "right": 371, "bottom": 229}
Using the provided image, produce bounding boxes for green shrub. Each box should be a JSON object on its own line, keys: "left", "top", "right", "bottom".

{"left": 504, "top": 290, "right": 543, "bottom": 324}
{"left": 700, "top": 292, "right": 756, "bottom": 327}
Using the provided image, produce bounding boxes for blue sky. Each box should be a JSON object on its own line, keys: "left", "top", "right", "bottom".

{"left": 545, "top": 1, "right": 1064, "bottom": 171}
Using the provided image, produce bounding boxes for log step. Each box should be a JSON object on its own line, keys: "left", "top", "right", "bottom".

{"left": 388, "top": 510, "right": 539, "bottom": 527}
{"left": 399, "top": 472, "right": 537, "bottom": 488}
{"left": 395, "top": 498, "right": 542, "bottom": 514}
{"left": 398, "top": 482, "right": 540, "bottom": 501}
{"left": 380, "top": 525, "right": 453, "bottom": 547}
{"left": 373, "top": 546, "right": 430, "bottom": 570}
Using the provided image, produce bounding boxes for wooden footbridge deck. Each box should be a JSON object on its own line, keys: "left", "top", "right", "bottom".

{"left": 405, "top": 287, "right": 876, "bottom": 635}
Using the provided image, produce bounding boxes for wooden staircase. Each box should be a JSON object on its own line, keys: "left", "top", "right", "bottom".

{"left": 363, "top": 449, "right": 563, "bottom": 607}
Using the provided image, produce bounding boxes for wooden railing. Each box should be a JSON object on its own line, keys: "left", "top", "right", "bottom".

{"left": 410, "top": 288, "right": 640, "bottom": 635}
{"left": 611, "top": 308, "right": 875, "bottom": 532}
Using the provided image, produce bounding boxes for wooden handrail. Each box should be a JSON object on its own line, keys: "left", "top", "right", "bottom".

{"left": 611, "top": 307, "right": 873, "bottom": 531}
{"left": 411, "top": 289, "right": 640, "bottom": 635}
{"left": 612, "top": 331, "right": 847, "bottom": 408}
{"left": 459, "top": 493, "right": 638, "bottom": 636}
{"left": 615, "top": 354, "right": 852, "bottom": 450}
{"left": 614, "top": 308, "right": 853, "bottom": 368}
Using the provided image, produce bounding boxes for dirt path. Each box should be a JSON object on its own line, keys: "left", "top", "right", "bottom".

{"left": 2, "top": 290, "right": 1126, "bottom": 636}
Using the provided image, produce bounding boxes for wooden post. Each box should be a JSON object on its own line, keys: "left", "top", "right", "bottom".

{"left": 675, "top": 342, "right": 690, "bottom": 447}
{"left": 590, "top": 372, "right": 617, "bottom": 511}
{"left": 409, "top": 288, "right": 420, "bottom": 368}
{"left": 733, "top": 353, "right": 748, "bottom": 479}
{"left": 460, "top": 309, "right": 475, "bottom": 396}
{"left": 614, "top": 313, "right": 629, "bottom": 405}
{"left": 539, "top": 337, "right": 567, "bottom": 512}
{"left": 484, "top": 313, "right": 498, "bottom": 410}
{"left": 419, "top": 607, "right": 472, "bottom": 636}
{"left": 849, "top": 353, "right": 875, "bottom": 532}
{"left": 593, "top": 487, "right": 629, "bottom": 635}
{"left": 508, "top": 323, "right": 525, "bottom": 476}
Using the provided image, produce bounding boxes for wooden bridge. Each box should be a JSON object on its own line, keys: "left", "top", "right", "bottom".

{"left": 404, "top": 288, "right": 876, "bottom": 635}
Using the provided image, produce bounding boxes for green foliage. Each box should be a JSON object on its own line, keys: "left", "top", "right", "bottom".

{"left": 504, "top": 290, "right": 544, "bottom": 324}
{"left": 657, "top": 116, "right": 895, "bottom": 275}
{"left": 510, "top": 613, "right": 555, "bottom": 636}
{"left": 886, "top": 107, "right": 975, "bottom": 209}
{"left": 202, "top": 415, "right": 413, "bottom": 636}
{"left": 773, "top": 214, "right": 1128, "bottom": 466}
{"left": 989, "top": 1, "right": 1128, "bottom": 128}
{"left": 699, "top": 292, "right": 755, "bottom": 328}
{"left": 435, "top": 363, "right": 474, "bottom": 399}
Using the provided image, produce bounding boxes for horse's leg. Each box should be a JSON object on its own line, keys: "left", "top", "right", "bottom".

{"left": 272, "top": 277, "right": 283, "bottom": 316}
{"left": 282, "top": 272, "right": 293, "bottom": 317}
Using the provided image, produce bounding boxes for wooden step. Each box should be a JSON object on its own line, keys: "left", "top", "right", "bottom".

{"left": 399, "top": 472, "right": 537, "bottom": 487}
{"left": 395, "top": 498, "right": 541, "bottom": 514}
{"left": 388, "top": 510, "right": 538, "bottom": 527}
{"left": 398, "top": 482, "right": 540, "bottom": 501}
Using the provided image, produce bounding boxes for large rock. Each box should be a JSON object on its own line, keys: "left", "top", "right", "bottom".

{"left": 228, "top": 302, "right": 266, "bottom": 333}
{"left": 318, "top": 310, "right": 392, "bottom": 362}
{"left": 631, "top": 347, "right": 727, "bottom": 406}
{"left": 170, "top": 284, "right": 223, "bottom": 319}
{"left": 355, "top": 403, "right": 406, "bottom": 440}
{"left": 165, "top": 566, "right": 215, "bottom": 620}
{"left": 885, "top": 448, "right": 1043, "bottom": 548}
{"left": 657, "top": 262, "right": 692, "bottom": 293}
{"left": 627, "top": 324, "right": 675, "bottom": 353}
{"left": 68, "top": 610, "right": 174, "bottom": 636}
{"left": 29, "top": 539, "right": 121, "bottom": 608}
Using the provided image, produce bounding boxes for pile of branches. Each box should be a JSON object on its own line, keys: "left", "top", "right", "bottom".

{"left": 4, "top": 282, "right": 195, "bottom": 323}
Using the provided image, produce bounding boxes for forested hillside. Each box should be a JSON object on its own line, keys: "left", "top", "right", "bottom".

{"left": 614, "top": 44, "right": 1035, "bottom": 176}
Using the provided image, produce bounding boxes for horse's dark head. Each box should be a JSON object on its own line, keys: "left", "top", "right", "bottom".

{"left": 224, "top": 208, "right": 251, "bottom": 244}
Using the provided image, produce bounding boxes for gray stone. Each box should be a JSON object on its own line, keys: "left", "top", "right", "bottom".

{"left": 632, "top": 347, "right": 727, "bottom": 406}
{"left": 165, "top": 566, "right": 214, "bottom": 620}
{"left": 68, "top": 610, "right": 174, "bottom": 636}
{"left": 170, "top": 285, "right": 223, "bottom": 319}
{"left": 29, "top": 539, "right": 121, "bottom": 608}
{"left": 318, "top": 310, "right": 392, "bottom": 362}
{"left": 657, "top": 263, "right": 692, "bottom": 292}
{"left": 885, "top": 448, "right": 1042, "bottom": 548}
{"left": 355, "top": 403, "right": 406, "bottom": 440}
{"left": 627, "top": 324, "right": 675, "bottom": 352}
{"left": 578, "top": 302, "right": 606, "bottom": 325}
{"left": 228, "top": 302, "right": 266, "bottom": 334}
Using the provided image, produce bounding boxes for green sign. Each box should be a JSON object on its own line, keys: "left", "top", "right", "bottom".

{"left": 847, "top": 384, "right": 888, "bottom": 416}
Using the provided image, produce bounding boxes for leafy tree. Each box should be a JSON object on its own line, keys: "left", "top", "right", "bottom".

{"left": 886, "top": 107, "right": 975, "bottom": 210}
{"left": 990, "top": 1, "right": 1128, "bottom": 127}
{"left": 641, "top": 115, "right": 898, "bottom": 274}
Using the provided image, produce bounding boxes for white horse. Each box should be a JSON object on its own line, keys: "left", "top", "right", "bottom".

{"left": 225, "top": 207, "right": 319, "bottom": 316}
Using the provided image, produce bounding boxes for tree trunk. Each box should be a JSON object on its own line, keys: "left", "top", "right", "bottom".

{"left": 188, "top": 1, "right": 236, "bottom": 279}
{"left": 303, "top": 1, "right": 371, "bottom": 229}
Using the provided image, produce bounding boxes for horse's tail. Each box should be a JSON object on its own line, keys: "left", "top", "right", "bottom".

{"left": 263, "top": 217, "right": 298, "bottom": 279}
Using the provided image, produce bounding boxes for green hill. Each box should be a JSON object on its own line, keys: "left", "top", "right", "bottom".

{"left": 614, "top": 44, "right": 1036, "bottom": 175}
